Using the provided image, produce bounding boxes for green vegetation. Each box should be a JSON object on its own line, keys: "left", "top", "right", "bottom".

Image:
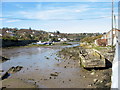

{"left": 62, "top": 42, "right": 72, "bottom": 45}
{"left": 2, "top": 36, "right": 18, "bottom": 41}
{"left": 1, "top": 27, "right": 103, "bottom": 43}
{"left": 81, "top": 35, "right": 103, "bottom": 43}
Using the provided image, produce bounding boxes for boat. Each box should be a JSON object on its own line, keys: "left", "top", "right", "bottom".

{"left": 79, "top": 49, "right": 106, "bottom": 68}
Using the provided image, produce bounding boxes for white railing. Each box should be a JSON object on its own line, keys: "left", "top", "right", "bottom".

{"left": 111, "top": 40, "right": 120, "bottom": 89}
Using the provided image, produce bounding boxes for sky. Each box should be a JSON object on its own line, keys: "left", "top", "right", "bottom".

{"left": 0, "top": 1, "right": 119, "bottom": 33}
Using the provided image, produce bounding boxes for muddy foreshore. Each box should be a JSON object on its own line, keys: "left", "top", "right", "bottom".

{"left": 1, "top": 43, "right": 114, "bottom": 89}
{"left": 59, "top": 46, "right": 114, "bottom": 88}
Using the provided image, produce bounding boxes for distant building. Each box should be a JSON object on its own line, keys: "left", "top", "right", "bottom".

{"left": 0, "top": 34, "right": 2, "bottom": 36}
{"left": 95, "top": 29, "right": 120, "bottom": 46}
{"left": 58, "top": 38, "right": 67, "bottom": 42}
{"left": 50, "top": 34, "right": 55, "bottom": 37}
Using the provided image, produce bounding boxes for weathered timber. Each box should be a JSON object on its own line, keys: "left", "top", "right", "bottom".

{"left": 79, "top": 49, "right": 106, "bottom": 68}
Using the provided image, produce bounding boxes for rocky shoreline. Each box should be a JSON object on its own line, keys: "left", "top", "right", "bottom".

{"left": 58, "top": 46, "right": 114, "bottom": 88}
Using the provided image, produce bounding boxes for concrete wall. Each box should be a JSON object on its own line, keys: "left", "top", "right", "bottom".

{"left": 111, "top": 42, "right": 120, "bottom": 89}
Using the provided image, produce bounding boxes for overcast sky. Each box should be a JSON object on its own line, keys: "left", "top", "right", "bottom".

{"left": 1, "top": 1, "right": 119, "bottom": 33}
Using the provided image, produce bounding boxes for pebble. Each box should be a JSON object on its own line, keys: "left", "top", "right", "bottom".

{"left": 96, "top": 75, "right": 99, "bottom": 77}
{"left": 91, "top": 72, "right": 95, "bottom": 75}
{"left": 88, "top": 84, "right": 92, "bottom": 87}
{"left": 64, "top": 65, "right": 67, "bottom": 68}
{"left": 100, "top": 80, "right": 103, "bottom": 83}
{"left": 93, "top": 79, "right": 98, "bottom": 82}
{"left": 83, "top": 76, "right": 86, "bottom": 78}
{"left": 49, "top": 77, "right": 52, "bottom": 79}
{"left": 105, "top": 82, "right": 111, "bottom": 86}
{"left": 34, "top": 82, "right": 37, "bottom": 85}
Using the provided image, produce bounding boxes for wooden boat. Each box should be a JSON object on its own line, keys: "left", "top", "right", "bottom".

{"left": 79, "top": 49, "right": 106, "bottom": 68}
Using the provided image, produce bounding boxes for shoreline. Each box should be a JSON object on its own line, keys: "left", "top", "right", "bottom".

{"left": 58, "top": 46, "right": 114, "bottom": 88}
{"left": 1, "top": 43, "right": 114, "bottom": 88}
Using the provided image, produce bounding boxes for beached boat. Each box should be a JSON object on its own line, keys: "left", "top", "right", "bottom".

{"left": 79, "top": 49, "right": 106, "bottom": 68}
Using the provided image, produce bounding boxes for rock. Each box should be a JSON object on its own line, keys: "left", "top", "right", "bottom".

{"left": 64, "top": 65, "right": 67, "bottom": 68}
{"left": 50, "top": 72, "right": 59, "bottom": 76}
{"left": 8, "top": 66, "right": 23, "bottom": 73}
{"left": 105, "top": 82, "right": 111, "bottom": 87}
{"left": 88, "top": 84, "right": 92, "bottom": 87}
{"left": 46, "top": 57, "right": 49, "bottom": 59}
{"left": 15, "top": 66, "right": 23, "bottom": 72}
{"left": 1, "top": 72, "right": 10, "bottom": 80}
{"left": 100, "top": 80, "right": 103, "bottom": 83}
{"left": 1, "top": 87, "right": 6, "bottom": 90}
{"left": 49, "top": 77, "right": 52, "bottom": 79}
{"left": 94, "top": 79, "right": 100, "bottom": 85}
{"left": 93, "top": 79, "right": 98, "bottom": 83}
{"left": 7, "top": 67, "right": 15, "bottom": 73}
{"left": 91, "top": 72, "right": 95, "bottom": 75}
{"left": 0, "top": 70, "right": 4, "bottom": 72}
{"left": 0, "top": 56, "right": 10, "bottom": 62}
{"left": 34, "top": 82, "right": 37, "bottom": 85}
{"left": 83, "top": 76, "right": 86, "bottom": 78}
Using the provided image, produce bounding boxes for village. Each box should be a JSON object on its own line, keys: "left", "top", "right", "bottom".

{"left": 0, "top": 27, "right": 120, "bottom": 89}
{"left": 0, "top": 1, "right": 120, "bottom": 89}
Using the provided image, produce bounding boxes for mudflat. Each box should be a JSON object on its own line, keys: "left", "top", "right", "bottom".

{"left": 1, "top": 43, "right": 113, "bottom": 88}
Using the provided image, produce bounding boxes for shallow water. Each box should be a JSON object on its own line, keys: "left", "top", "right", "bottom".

{"left": 2, "top": 46, "right": 61, "bottom": 72}
{"left": 1, "top": 43, "right": 92, "bottom": 88}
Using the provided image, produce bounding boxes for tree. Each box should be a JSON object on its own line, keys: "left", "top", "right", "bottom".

{"left": 56, "top": 31, "right": 60, "bottom": 34}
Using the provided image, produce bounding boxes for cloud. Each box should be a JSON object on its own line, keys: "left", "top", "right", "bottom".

{"left": 19, "top": 4, "right": 90, "bottom": 20}
{"left": 6, "top": 20, "right": 21, "bottom": 22}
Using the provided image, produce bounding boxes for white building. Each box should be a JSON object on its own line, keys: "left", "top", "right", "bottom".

{"left": 101, "top": 29, "right": 120, "bottom": 46}
{"left": 58, "top": 38, "right": 67, "bottom": 42}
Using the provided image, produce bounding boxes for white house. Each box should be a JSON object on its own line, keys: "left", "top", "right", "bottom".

{"left": 58, "top": 38, "right": 67, "bottom": 42}
{"left": 100, "top": 29, "right": 120, "bottom": 46}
